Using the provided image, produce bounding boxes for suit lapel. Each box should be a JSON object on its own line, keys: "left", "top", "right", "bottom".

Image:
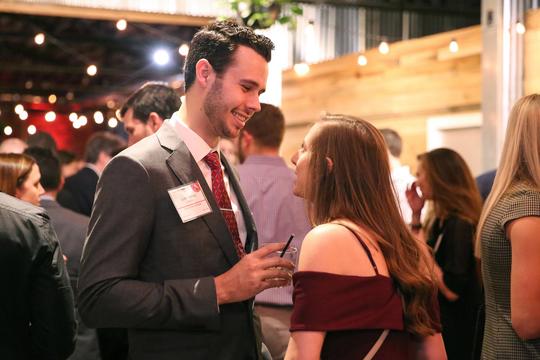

{"left": 157, "top": 123, "right": 239, "bottom": 266}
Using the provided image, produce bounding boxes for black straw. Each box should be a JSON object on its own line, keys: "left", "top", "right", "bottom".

{"left": 280, "top": 234, "right": 295, "bottom": 257}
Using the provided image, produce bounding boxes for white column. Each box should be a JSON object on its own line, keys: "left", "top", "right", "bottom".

{"left": 481, "top": 0, "right": 525, "bottom": 171}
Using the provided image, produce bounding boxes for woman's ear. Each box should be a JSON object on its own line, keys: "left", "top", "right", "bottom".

{"left": 326, "top": 157, "right": 334, "bottom": 172}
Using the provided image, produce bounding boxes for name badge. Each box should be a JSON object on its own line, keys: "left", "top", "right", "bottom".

{"left": 168, "top": 181, "right": 212, "bottom": 223}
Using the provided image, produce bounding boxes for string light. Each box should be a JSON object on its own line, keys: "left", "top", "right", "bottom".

{"left": 116, "top": 19, "right": 127, "bottom": 31}
{"left": 153, "top": 49, "right": 170, "bottom": 66}
{"left": 27, "top": 125, "right": 37, "bottom": 135}
{"left": 48, "top": 94, "right": 57, "bottom": 104}
{"left": 293, "top": 63, "right": 310, "bottom": 76}
{"left": 516, "top": 21, "right": 526, "bottom": 35}
{"left": 357, "top": 54, "right": 368, "bottom": 66}
{"left": 69, "top": 112, "right": 78, "bottom": 122}
{"left": 34, "top": 33, "right": 45, "bottom": 45}
{"left": 178, "top": 44, "right": 189, "bottom": 57}
{"left": 3, "top": 126, "right": 13, "bottom": 136}
{"left": 78, "top": 115, "right": 88, "bottom": 126}
{"left": 14, "top": 104, "right": 24, "bottom": 114}
{"left": 19, "top": 111, "right": 28, "bottom": 120}
{"left": 449, "top": 39, "right": 459, "bottom": 53}
{"left": 45, "top": 111, "right": 56, "bottom": 122}
{"left": 108, "top": 118, "right": 118, "bottom": 128}
{"left": 87, "top": 64, "right": 98, "bottom": 76}
{"left": 378, "top": 41, "right": 389, "bottom": 54}
{"left": 94, "top": 111, "right": 104, "bottom": 124}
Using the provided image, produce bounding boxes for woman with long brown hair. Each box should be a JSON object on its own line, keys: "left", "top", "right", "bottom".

{"left": 407, "top": 148, "right": 482, "bottom": 360}
{"left": 285, "top": 115, "right": 445, "bottom": 360}
{"left": 0, "top": 153, "right": 44, "bottom": 206}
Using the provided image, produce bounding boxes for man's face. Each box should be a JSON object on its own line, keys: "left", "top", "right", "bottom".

{"left": 123, "top": 108, "right": 155, "bottom": 146}
{"left": 202, "top": 45, "right": 268, "bottom": 140}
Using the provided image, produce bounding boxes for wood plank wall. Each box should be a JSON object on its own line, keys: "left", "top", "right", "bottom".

{"left": 280, "top": 25, "right": 482, "bottom": 170}
{"left": 525, "top": 9, "right": 540, "bottom": 95}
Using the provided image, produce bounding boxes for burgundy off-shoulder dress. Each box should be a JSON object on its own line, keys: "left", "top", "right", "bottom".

{"left": 290, "top": 227, "right": 441, "bottom": 359}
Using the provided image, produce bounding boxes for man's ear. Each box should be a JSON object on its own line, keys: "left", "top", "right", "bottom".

{"left": 147, "top": 112, "right": 164, "bottom": 132}
{"left": 326, "top": 157, "right": 334, "bottom": 172}
{"left": 195, "top": 59, "right": 214, "bottom": 87}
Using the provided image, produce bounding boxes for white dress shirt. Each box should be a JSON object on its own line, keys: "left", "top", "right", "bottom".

{"left": 167, "top": 109, "right": 247, "bottom": 246}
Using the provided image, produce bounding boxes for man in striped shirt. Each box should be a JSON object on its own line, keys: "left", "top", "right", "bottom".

{"left": 238, "top": 103, "right": 311, "bottom": 360}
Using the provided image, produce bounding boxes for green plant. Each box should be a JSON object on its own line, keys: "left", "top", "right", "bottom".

{"left": 228, "top": 0, "right": 303, "bottom": 29}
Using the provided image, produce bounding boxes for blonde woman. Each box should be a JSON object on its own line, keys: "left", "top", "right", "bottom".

{"left": 285, "top": 115, "right": 445, "bottom": 360}
{"left": 477, "top": 94, "right": 540, "bottom": 358}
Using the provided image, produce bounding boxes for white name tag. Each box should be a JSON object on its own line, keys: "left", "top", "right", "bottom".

{"left": 168, "top": 181, "right": 212, "bottom": 223}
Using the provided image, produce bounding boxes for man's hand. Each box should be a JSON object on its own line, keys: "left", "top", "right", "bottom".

{"left": 214, "top": 242, "right": 295, "bottom": 304}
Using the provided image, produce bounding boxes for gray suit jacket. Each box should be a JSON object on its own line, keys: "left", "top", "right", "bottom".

{"left": 78, "top": 123, "right": 260, "bottom": 360}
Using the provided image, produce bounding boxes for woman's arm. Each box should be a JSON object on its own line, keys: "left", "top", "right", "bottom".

{"left": 285, "top": 332, "right": 325, "bottom": 360}
{"left": 413, "top": 333, "right": 447, "bottom": 360}
{"left": 508, "top": 216, "right": 540, "bottom": 339}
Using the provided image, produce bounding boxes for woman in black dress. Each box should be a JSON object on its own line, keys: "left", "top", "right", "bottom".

{"left": 407, "top": 148, "right": 483, "bottom": 360}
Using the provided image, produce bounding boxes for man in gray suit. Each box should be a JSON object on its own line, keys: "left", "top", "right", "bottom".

{"left": 78, "top": 20, "right": 294, "bottom": 360}
{"left": 25, "top": 147, "right": 101, "bottom": 360}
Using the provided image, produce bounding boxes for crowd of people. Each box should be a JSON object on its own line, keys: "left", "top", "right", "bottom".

{"left": 1, "top": 19, "right": 539, "bottom": 360}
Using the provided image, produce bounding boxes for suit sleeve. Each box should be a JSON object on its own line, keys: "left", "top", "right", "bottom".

{"left": 30, "top": 216, "right": 77, "bottom": 360}
{"left": 78, "top": 155, "right": 220, "bottom": 330}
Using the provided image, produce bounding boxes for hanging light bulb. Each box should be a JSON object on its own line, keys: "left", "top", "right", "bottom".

{"left": 3, "top": 126, "right": 13, "bottom": 136}
{"left": 34, "top": 33, "right": 45, "bottom": 45}
{"left": 116, "top": 19, "right": 127, "bottom": 31}
{"left": 378, "top": 41, "right": 389, "bottom": 55}
{"left": 449, "top": 39, "right": 459, "bottom": 53}
{"left": 293, "top": 63, "right": 310, "bottom": 77}
{"left": 87, "top": 64, "right": 98, "bottom": 76}
{"left": 178, "top": 44, "right": 189, "bottom": 57}
{"left": 516, "top": 21, "right": 526, "bottom": 35}
{"left": 357, "top": 54, "right": 368, "bottom": 66}
{"left": 45, "top": 111, "right": 56, "bottom": 122}
{"left": 27, "top": 125, "right": 37, "bottom": 135}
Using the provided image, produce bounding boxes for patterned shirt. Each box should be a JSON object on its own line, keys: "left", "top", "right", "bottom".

{"left": 481, "top": 182, "right": 540, "bottom": 359}
{"left": 238, "top": 155, "right": 312, "bottom": 306}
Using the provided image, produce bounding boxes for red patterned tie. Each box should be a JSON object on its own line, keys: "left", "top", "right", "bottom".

{"left": 203, "top": 151, "right": 246, "bottom": 258}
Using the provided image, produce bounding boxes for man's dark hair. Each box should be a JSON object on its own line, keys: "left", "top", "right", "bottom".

{"left": 24, "top": 147, "right": 61, "bottom": 191}
{"left": 242, "top": 103, "right": 285, "bottom": 148}
{"left": 119, "top": 82, "right": 181, "bottom": 123}
{"left": 27, "top": 131, "right": 58, "bottom": 155}
{"left": 84, "top": 132, "right": 125, "bottom": 164}
{"left": 57, "top": 150, "right": 76, "bottom": 165}
{"left": 184, "top": 20, "right": 274, "bottom": 92}
{"left": 380, "top": 128, "right": 403, "bottom": 158}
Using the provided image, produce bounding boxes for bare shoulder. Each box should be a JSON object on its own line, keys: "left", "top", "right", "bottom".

{"left": 298, "top": 223, "right": 368, "bottom": 274}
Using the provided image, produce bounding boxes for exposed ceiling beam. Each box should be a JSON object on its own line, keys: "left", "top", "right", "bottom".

{"left": 0, "top": 2, "right": 214, "bottom": 26}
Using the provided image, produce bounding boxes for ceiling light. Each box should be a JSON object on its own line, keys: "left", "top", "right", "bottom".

{"left": 25, "top": 80, "right": 33, "bottom": 89}
{"left": 48, "top": 94, "right": 57, "bottom": 104}
{"left": 27, "top": 125, "right": 37, "bottom": 135}
{"left": 3, "top": 126, "right": 13, "bottom": 136}
{"left": 94, "top": 111, "right": 104, "bottom": 124}
{"left": 14, "top": 104, "right": 24, "bottom": 114}
{"left": 34, "top": 33, "right": 45, "bottom": 45}
{"left": 357, "top": 54, "right": 368, "bottom": 66}
{"left": 66, "top": 92, "right": 74, "bottom": 100}
{"left": 45, "top": 111, "right": 56, "bottom": 122}
{"left": 108, "top": 118, "right": 118, "bottom": 128}
{"left": 87, "top": 64, "right": 98, "bottom": 76}
{"left": 153, "top": 49, "right": 170, "bottom": 66}
{"left": 19, "top": 111, "right": 28, "bottom": 120}
{"left": 378, "top": 41, "right": 389, "bottom": 54}
{"left": 178, "top": 44, "right": 189, "bottom": 57}
{"left": 116, "top": 19, "right": 127, "bottom": 31}
{"left": 293, "top": 63, "right": 310, "bottom": 77}
{"left": 78, "top": 115, "right": 88, "bottom": 126}
{"left": 69, "top": 112, "right": 78, "bottom": 122}
{"left": 516, "top": 21, "right": 526, "bottom": 35}
{"left": 449, "top": 39, "right": 459, "bottom": 53}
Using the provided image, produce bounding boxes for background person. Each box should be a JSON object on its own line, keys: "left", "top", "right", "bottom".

{"left": 285, "top": 115, "right": 445, "bottom": 360}
{"left": 238, "top": 103, "right": 311, "bottom": 360}
{"left": 477, "top": 94, "right": 540, "bottom": 358}
{"left": 119, "top": 82, "right": 182, "bottom": 146}
{"left": 0, "top": 153, "right": 44, "bottom": 205}
{"left": 407, "top": 148, "right": 482, "bottom": 360}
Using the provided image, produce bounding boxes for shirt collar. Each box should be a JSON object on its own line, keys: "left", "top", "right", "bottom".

{"left": 167, "top": 103, "right": 220, "bottom": 162}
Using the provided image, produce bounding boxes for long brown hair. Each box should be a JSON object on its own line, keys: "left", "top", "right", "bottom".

{"left": 0, "top": 153, "right": 36, "bottom": 197}
{"left": 305, "top": 115, "right": 438, "bottom": 337}
{"left": 419, "top": 148, "right": 482, "bottom": 231}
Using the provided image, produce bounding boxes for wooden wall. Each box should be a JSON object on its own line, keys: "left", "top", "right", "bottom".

{"left": 525, "top": 9, "right": 540, "bottom": 95}
{"left": 280, "top": 25, "right": 482, "bottom": 170}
